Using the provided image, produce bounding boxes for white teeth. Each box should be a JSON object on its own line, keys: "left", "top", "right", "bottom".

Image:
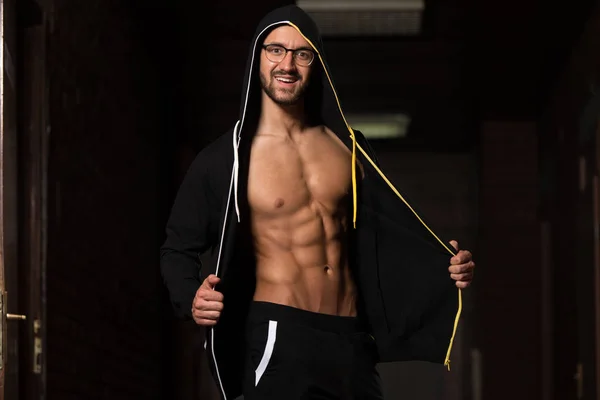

{"left": 276, "top": 78, "right": 296, "bottom": 83}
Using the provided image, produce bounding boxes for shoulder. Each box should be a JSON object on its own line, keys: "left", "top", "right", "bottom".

{"left": 197, "top": 129, "right": 235, "bottom": 165}
{"left": 192, "top": 127, "right": 236, "bottom": 167}
{"left": 181, "top": 127, "right": 236, "bottom": 194}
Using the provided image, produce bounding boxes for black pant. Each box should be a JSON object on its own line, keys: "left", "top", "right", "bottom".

{"left": 243, "top": 301, "right": 384, "bottom": 400}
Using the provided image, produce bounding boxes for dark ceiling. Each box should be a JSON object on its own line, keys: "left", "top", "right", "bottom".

{"left": 136, "top": 0, "right": 599, "bottom": 150}
{"left": 328, "top": 0, "right": 597, "bottom": 147}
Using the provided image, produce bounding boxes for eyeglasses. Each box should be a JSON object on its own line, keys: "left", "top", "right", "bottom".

{"left": 262, "top": 44, "right": 315, "bottom": 67}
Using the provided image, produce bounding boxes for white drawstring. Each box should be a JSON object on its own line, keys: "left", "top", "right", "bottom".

{"left": 232, "top": 120, "right": 241, "bottom": 222}
{"left": 213, "top": 22, "right": 291, "bottom": 400}
{"left": 231, "top": 22, "right": 289, "bottom": 225}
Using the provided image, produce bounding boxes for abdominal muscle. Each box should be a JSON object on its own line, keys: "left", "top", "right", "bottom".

{"left": 251, "top": 201, "right": 358, "bottom": 317}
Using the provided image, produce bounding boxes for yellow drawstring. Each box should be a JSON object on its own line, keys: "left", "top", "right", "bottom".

{"left": 288, "top": 22, "right": 460, "bottom": 369}
{"left": 355, "top": 142, "right": 461, "bottom": 370}
{"left": 288, "top": 23, "right": 359, "bottom": 228}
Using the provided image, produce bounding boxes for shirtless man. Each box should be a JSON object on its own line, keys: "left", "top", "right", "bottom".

{"left": 161, "top": 6, "right": 474, "bottom": 400}
{"left": 184, "top": 23, "right": 474, "bottom": 400}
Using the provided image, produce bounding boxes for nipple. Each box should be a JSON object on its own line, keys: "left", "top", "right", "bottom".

{"left": 274, "top": 198, "right": 285, "bottom": 208}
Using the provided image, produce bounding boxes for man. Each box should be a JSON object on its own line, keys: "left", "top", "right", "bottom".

{"left": 160, "top": 5, "right": 475, "bottom": 400}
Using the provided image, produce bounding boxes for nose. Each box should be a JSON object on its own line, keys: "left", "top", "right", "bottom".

{"left": 278, "top": 50, "right": 296, "bottom": 72}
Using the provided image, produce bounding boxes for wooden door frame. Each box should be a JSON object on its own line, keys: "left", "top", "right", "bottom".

{"left": 574, "top": 95, "right": 600, "bottom": 400}
{"left": 0, "top": 0, "right": 22, "bottom": 397}
{"left": 594, "top": 118, "right": 600, "bottom": 400}
{"left": 17, "top": 0, "right": 48, "bottom": 398}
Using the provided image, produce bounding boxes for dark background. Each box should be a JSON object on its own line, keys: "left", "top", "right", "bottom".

{"left": 9, "top": 0, "right": 600, "bottom": 399}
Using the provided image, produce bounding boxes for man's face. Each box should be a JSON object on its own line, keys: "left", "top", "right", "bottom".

{"left": 259, "top": 26, "right": 315, "bottom": 106}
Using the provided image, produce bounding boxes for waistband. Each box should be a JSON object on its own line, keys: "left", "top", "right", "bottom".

{"left": 247, "top": 301, "right": 367, "bottom": 334}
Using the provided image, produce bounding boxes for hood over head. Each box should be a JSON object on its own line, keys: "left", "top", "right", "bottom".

{"left": 218, "top": 6, "right": 461, "bottom": 384}
{"left": 232, "top": 5, "right": 360, "bottom": 224}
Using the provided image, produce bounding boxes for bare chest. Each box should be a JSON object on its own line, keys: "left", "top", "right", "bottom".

{"left": 248, "top": 133, "right": 352, "bottom": 215}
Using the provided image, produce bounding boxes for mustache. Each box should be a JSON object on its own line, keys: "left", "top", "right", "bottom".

{"left": 272, "top": 71, "right": 301, "bottom": 80}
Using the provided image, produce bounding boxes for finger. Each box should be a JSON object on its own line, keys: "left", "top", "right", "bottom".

{"left": 194, "top": 317, "right": 218, "bottom": 326}
{"left": 198, "top": 289, "right": 224, "bottom": 303}
{"left": 193, "top": 295, "right": 224, "bottom": 311}
{"left": 450, "top": 250, "right": 469, "bottom": 264}
{"left": 195, "top": 285, "right": 224, "bottom": 302}
{"left": 200, "top": 277, "right": 212, "bottom": 290}
{"left": 193, "top": 299, "right": 224, "bottom": 313}
{"left": 207, "top": 274, "right": 221, "bottom": 287}
{"left": 200, "top": 274, "right": 220, "bottom": 290}
{"left": 194, "top": 310, "right": 221, "bottom": 321}
{"left": 448, "top": 261, "right": 475, "bottom": 274}
{"left": 448, "top": 262, "right": 473, "bottom": 274}
{"left": 455, "top": 280, "right": 470, "bottom": 289}
{"left": 192, "top": 306, "right": 221, "bottom": 320}
{"left": 450, "top": 272, "right": 473, "bottom": 282}
{"left": 451, "top": 250, "right": 472, "bottom": 265}
{"left": 449, "top": 240, "right": 459, "bottom": 252}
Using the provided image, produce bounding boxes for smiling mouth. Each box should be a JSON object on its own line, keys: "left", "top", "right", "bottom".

{"left": 275, "top": 76, "right": 299, "bottom": 85}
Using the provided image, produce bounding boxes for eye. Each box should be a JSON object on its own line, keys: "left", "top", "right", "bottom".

{"left": 296, "top": 51, "right": 311, "bottom": 60}
{"left": 267, "top": 46, "right": 284, "bottom": 55}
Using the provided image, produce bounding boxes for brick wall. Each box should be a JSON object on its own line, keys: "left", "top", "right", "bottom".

{"left": 477, "top": 121, "right": 541, "bottom": 400}
{"left": 539, "top": 5, "right": 600, "bottom": 397}
{"left": 45, "top": 0, "right": 168, "bottom": 398}
{"left": 373, "top": 151, "right": 477, "bottom": 400}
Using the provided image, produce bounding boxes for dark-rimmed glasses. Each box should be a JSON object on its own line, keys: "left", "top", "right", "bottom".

{"left": 262, "top": 44, "right": 315, "bottom": 67}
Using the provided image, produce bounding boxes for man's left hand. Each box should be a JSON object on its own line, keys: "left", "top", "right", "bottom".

{"left": 448, "top": 240, "right": 474, "bottom": 289}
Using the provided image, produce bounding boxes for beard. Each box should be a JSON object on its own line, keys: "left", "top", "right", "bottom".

{"left": 259, "top": 71, "right": 310, "bottom": 106}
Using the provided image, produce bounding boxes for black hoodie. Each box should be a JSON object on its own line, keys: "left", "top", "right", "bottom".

{"left": 160, "top": 5, "right": 462, "bottom": 400}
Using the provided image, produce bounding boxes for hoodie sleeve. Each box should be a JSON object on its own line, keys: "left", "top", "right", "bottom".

{"left": 160, "top": 151, "right": 222, "bottom": 320}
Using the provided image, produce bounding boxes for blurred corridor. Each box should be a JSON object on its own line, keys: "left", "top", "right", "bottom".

{"left": 1, "top": 0, "right": 600, "bottom": 399}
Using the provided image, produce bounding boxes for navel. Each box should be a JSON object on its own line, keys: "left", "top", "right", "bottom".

{"left": 324, "top": 265, "right": 332, "bottom": 274}
{"left": 274, "top": 198, "right": 285, "bottom": 208}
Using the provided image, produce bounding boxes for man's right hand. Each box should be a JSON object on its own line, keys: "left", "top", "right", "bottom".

{"left": 192, "top": 274, "right": 224, "bottom": 326}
